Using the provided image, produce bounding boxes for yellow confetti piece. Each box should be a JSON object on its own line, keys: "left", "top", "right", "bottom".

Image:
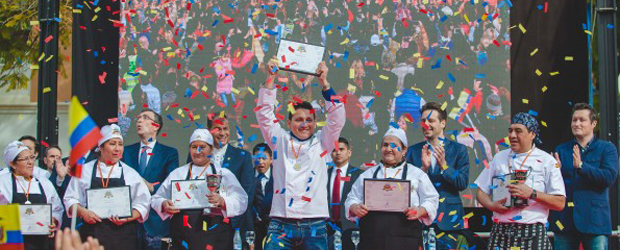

{"left": 448, "top": 234, "right": 457, "bottom": 242}
{"left": 45, "top": 55, "right": 54, "bottom": 62}
{"left": 139, "top": 70, "right": 147, "bottom": 75}
{"left": 201, "top": 85, "right": 208, "bottom": 92}
{"left": 511, "top": 247, "right": 521, "bottom": 250}
{"left": 316, "top": 121, "right": 326, "bottom": 127}
{"left": 247, "top": 87, "right": 255, "bottom": 95}
{"left": 542, "top": 86, "right": 548, "bottom": 92}
{"left": 279, "top": 242, "right": 284, "bottom": 247}
{"left": 194, "top": 115, "right": 201, "bottom": 120}
{"left": 94, "top": 7, "right": 101, "bottom": 13}
{"left": 203, "top": 221, "right": 207, "bottom": 231}
{"left": 463, "top": 212, "right": 474, "bottom": 219}
{"left": 565, "top": 56, "right": 574, "bottom": 61}
{"left": 411, "top": 87, "right": 424, "bottom": 95}
{"left": 541, "top": 121, "right": 547, "bottom": 127}
{"left": 518, "top": 23, "right": 527, "bottom": 34}
{"left": 568, "top": 202, "right": 574, "bottom": 207}
{"left": 92, "top": 15, "right": 98, "bottom": 21}
{"left": 30, "top": 21, "right": 40, "bottom": 26}
{"left": 550, "top": 71, "right": 560, "bottom": 76}
{"left": 449, "top": 210, "right": 457, "bottom": 216}
{"left": 394, "top": 90, "right": 402, "bottom": 97}
{"left": 379, "top": 75, "right": 389, "bottom": 80}
{"left": 450, "top": 134, "right": 455, "bottom": 140}
{"left": 481, "top": 13, "right": 488, "bottom": 21}
{"left": 436, "top": 80, "right": 444, "bottom": 89}
{"left": 327, "top": 30, "right": 333, "bottom": 35}
{"left": 535, "top": 69, "right": 542, "bottom": 76}
{"left": 18, "top": 114, "right": 23, "bottom": 120}
{"left": 417, "top": 58, "right": 424, "bottom": 68}
{"left": 73, "top": 9, "right": 82, "bottom": 14}
{"left": 350, "top": 69, "right": 355, "bottom": 79}
{"left": 463, "top": 14, "right": 470, "bottom": 23}
{"left": 584, "top": 30, "right": 592, "bottom": 35}
{"left": 38, "top": 53, "right": 46, "bottom": 62}
{"left": 177, "top": 109, "right": 183, "bottom": 115}
{"left": 163, "top": 47, "right": 172, "bottom": 52}
{"left": 30, "top": 64, "right": 39, "bottom": 70}
{"left": 440, "top": 102, "right": 448, "bottom": 111}
{"left": 231, "top": 87, "right": 240, "bottom": 95}
{"left": 43, "top": 87, "right": 51, "bottom": 93}
{"left": 555, "top": 220, "right": 564, "bottom": 231}
{"left": 167, "top": 52, "right": 176, "bottom": 58}
{"left": 219, "top": 111, "right": 226, "bottom": 118}
{"left": 439, "top": 198, "right": 445, "bottom": 203}
{"left": 340, "top": 38, "right": 350, "bottom": 45}
{"left": 436, "top": 232, "right": 445, "bottom": 239}
{"left": 397, "top": 182, "right": 402, "bottom": 191}
{"left": 347, "top": 84, "right": 357, "bottom": 93}
{"left": 287, "top": 103, "right": 295, "bottom": 114}
{"left": 522, "top": 99, "right": 529, "bottom": 104}
{"left": 530, "top": 48, "right": 538, "bottom": 56}
{"left": 244, "top": 42, "right": 249, "bottom": 48}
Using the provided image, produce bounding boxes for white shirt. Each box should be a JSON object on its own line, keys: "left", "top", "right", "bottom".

{"left": 0, "top": 174, "right": 64, "bottom": 225}
{"left": 63, "top": 160, "right": 152, "bottom": 222}
{"left": 0, "top": 166, "right": 50, "bottom": 180}
{"left": 212, "top": 144, "right": 229, "bottom": 169}
{"left": 151, "top": 163, "right": 248, "bottom": 220}
{"left": 345, "top": 162, "right": 440, "bottom": 225}
{"left": 256, "top": 87, "right": 346, "bottom": 219}
{"left": 140, "top": 140, "right": 157, "bottom": 167}
{"left": 329, "top": 163, "right": 349, "bottom": 201}
{"left": 474, "top": 147, "right": 566, "bottom": 224}
{"left": 256, "top": 168, "right": 271, "bottom": 195}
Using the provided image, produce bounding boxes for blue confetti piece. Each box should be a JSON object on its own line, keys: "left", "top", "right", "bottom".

{"left": 251, "top": 63, "right": 258, "bottom": 74}
{"left": 289, "top": 198, "right": 294, "bottom": 207}
{"left": 264, "top": 29, "right": 279, "bottom": 35}
{"left": 166, "top": 115, "right": 173, "bottom": 121}
{"left": 186, "top": 48, "right": 191, "bottom": 57}
{"left": 248, "top": 134, "right": 258, "bottom": 142}
{"left": 271, "top": 136, "right": 277, "bottom": 144}
{"left": 324, "top": 23, "right": 333, "bottom": 32}
{"left": 506, "top": 0, "right": 513, "bottom": 7}
{"left": 16, "top": 57, "right": 22, "bottom": 64}
{"left": 327, "top": 162, "right": 335, "bottom": 167}
{"left": 182, "top": 240, "right": 188, "bottom": 249}
{"left": 93, "top": 0, "right": 99, "bottom": 6}
{"left": 306, "top": 186, "right": 310, "bottom": 191}
{"left": 389, "top": 121, "right": 400, "bottom": 129}
{"left": 537, "top": 4, "right": 543, "bottom": 10}
{"left": 607, "top": 24, "right": 614, "bottom": 29}
{"left": 390, "top": 143, "right": 397, "bottom": 148}
{"left": 76, "top": 4, "right": 83, "bottom": 8}
{"left": 184, "top": 88, "right": 192, "bottom": 97}
{"left": 281, "top": 188, "right": 286, "bottom": 194}
{"left": 475, "top": 158, "right": 480, "bottom": 164}
{"left": 512, "top": 215, "right": 522, "bottom": 221}
{"left": 228, "top": 3, "right": 235, "bottom": 9}
{"left": 434, "top": 182, "right": 441, "bottom": 187}
{"left": 451, "top": 214, "right": 458, "bottom": 222}
{"left": 366, "top": 99, "right": 374, "bottom": 108}
{"left": 308, "top": 177, "right": 313, "bottom": 183}
{"left": 335, "top": 62, "right": 341, "bottom": 68}
{"left": 94, "top": 51, "right": 99, "bottom": 57}
{"left": 447, "top": 73, "right": 456, "bottom": 83}
{"left": 469, "top": 183, "right": 478, "bottom": 189}
{"left": 482, "top": 215, "right": 487, "bottom": 226}
{"left": 213, "top": 7, "right": 220, "bottom": 13}
{"left": 273, "top": 151, "right": 277, "bottom": 159}
{"left": 475, "top": 74, "right": 486, "bottom": 79}
{"left": 528, "top": 110, "right": 539, "bottom": 117}
{"left": 482, "top": 2, "right": 488, "bottom": 7}
{"left": 212, "top": 20, "right": 218, "bottom": 27}
{"left": 431, "top": 59, "right": 442, "bottom": 69}
{"left": 477, "top": 52, "right": 488, "bottom": 66}
{"left": 343, "top": 51, "right": 349, "bottom": 61}
{"left": 100, "top": 60, "right": 106, "bottom": 65}
{"left": 53, "top": 18, "right": 61, "bottom": 23}
{"left": 209, "top": 224, "right": 218, "bottom": 230}
{"left": 183, "top": 124, "right": 192, "bottom": 129}
{"left": 311, "top": 226, "right": 317, "bottom": 237}
{"left": 272, "top": 5, "right": 277, "bottom": 9}
{"left": 440, "top": 15, "right": 448, "bottom": 22}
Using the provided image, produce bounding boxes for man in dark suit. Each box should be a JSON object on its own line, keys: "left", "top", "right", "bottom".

{"left": 44, "top": 146, "right": 72, "bottom": 229}
{"left": 551, "top": 103, "right": 619, "bottom": 250}
{"left": 208, "top": 115, "right": 255, "bottom": 244}
{"left": 123, "top": 108, "right": 179, "bottom": 250}
{"left": 251, "top": 143, "right": 273, "bottom": 250}
{"left": 327, "top": 138, "right": 362, "bottom": 250}
{"left": 406, "top": 102, "right": 470, "bottom": 250}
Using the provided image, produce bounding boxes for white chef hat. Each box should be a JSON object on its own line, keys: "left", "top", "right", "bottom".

{"left": 98, "top": 124, "right": 123, "bottom": 148}
{"left": 190, "top": 129, "right": 213, "bottom": 146}
{"left": 383, "top": 127, "right": 408, "bottom": 147}
{"left": 4, "top": 141, "right": 30, "bottom": 167}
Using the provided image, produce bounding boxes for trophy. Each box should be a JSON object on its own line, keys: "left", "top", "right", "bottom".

{"left": 204, "top": 172, "right": 223, "bottom": 215}
{"left": 511, "top": 169, "right": 530, "bottom": 207}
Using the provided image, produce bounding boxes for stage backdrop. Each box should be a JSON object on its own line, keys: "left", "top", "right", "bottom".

{"left": 117, "top": 0, "right": 511, "bottom": 206}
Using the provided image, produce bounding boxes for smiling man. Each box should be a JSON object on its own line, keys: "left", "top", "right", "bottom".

{"left": 550, "top": 103, "right": 619, "bottom": 250}
{"left": 256, "top": 60, "right": 345, "bottom": 250}
{"left": 475, "top": 112, "right": 566, "bottom": 250}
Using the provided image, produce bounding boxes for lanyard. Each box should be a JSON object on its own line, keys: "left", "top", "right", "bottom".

{"left": 290, "top": 140, "right": 303, "bottom": 160}
{"left": 383, "top": 162, "right": 404, "bottom": 179}
{"left": 14, "top": 174, "right": 32, "bottom": 202}
{"left": 188, "top": 163, "right": 210, "bottom": 179}
{"left": 97, "top": 160, "right": 116, "bottom": 188}
{"left": 508, "top": 148, "right": 534, "bottom": 172}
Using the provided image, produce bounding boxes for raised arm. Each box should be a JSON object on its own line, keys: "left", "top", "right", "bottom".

{"left": 255, "top": 60, "right": 285, "bottom": 150}
{"left": 315, "top": 62, "right": 346, "bottom": 152}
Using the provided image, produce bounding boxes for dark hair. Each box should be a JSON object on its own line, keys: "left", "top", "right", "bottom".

{"left": 141, "top": 108, "right": 164, "bottom": 135}
{"left": 45, "top": 145, "right": 62, "bottom": 156}
{"left": 337, "top": 137, "right": 350, "bottom": 149}
{"left": 207, "top": 114, "right": 228, "bottom": 129}
{"left": 421, "top": 102, "right": 447, "bottom": 122}
{"left": 571, "top": 103, "right": 597, "bottom": 122}
{"left": 288, "top": 101, "right": 316, "bottom": 120}
{"left": 252, "top": 143, "right": 272, "bottom": 157}
{"left": 18, "top": 135, "right": 39, "bottom": 155}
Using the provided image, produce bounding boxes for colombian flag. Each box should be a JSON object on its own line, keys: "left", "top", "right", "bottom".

{"left": 68, "top": 96, "right": 102, "bottom": 178}
{"left": 0, "top": 204, "right": 24, "bottom": 250}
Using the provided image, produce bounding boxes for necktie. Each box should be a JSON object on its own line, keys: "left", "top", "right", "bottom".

{"left": 255, "top": 174, "right": 266, "bottom": 220}
{"left": 331, "top": 169, "right": 342, "bottom": 221}
{"left": 257, "top": 173, "right": 266, "bottom": 195}
{"left": 139, "top": 146, "right": 149, "bottom": 174}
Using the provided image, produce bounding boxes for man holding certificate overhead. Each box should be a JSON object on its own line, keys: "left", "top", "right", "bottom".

{"left": 474, "top": 113, "right": 565, "bottom": 250}
{"left": 151, "top": 129, "right": 248, "bottom": 250}
{"left": 64, "top": 124, "right": 152, "bottom": 250}
{"left": 256, "top": 58, "right": 345, "bottom": 250}
{"left": 1, "top": 141, "right": 64, "bottom": 250}
{"left": 345, "top": 127, "right": 439, "bottom": 250}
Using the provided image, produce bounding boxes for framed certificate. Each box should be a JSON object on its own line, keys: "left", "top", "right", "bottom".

{"left": 86, "top": 186, "right": 132, "bottom": 219}
{"left": 19, "top": 204, "right": 52, "bottom": 235}
{"left": 275, "top": 39, "right": 326, "bottom": 76}
{"left": 492, "top": 174, "right": 513, "bottom": 207}
{"left": 363, "top": 179, "right": 411, "bottom": 212}
{"left": 171, "top": 180, "right": 214, "bottom": 210}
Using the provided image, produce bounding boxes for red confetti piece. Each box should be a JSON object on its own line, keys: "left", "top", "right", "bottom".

{"left": 162, "top": 133, "right": 167, "bottom": 137}
{"left": 446, "top": 55, "right": 452, "bottom": 61}
{"left": 175, "top": 182, "right": 181, "bottom": 192}
{"left": 143, "top": 103, "right": 149, "bottom": 108}
{"left": 301, "top": 196, "right": 311, "bottom": 202}
{"left": 187, "top": 3, "right": 192, "bottom": 11}
{"left": 108, "top": 118, "right": 118, "bottom": 123}
{"left": 277, "top": 233, "right": 286, "bottom": 239}
{"left": 36, "top": 222, "right": 44, "bottom": 227}
{"left": 357, "top": 2, "right": 365, "bottom": 7}
{"left": 184, "top": 215, "right": 191, "bottom": 228}
{"left": 288, "top": 46, "right": 295, "bottom": 52}
{"left": 266, "top": 13, "right": 275, "bottom": 18}
{"left": 206, "top": 245, "right": 213, "bottom": 250}
{"left": 437, "top": 212, "right": 444, "bottom": 222}
{"left": 223, "top": 217, "right": 230, "bottom": 224}
{"left": 320, "top": 150, "right": 328, "bottom": 157}
{"left": 281, "top": 55, "right": 286, "bottom": 63}
{"left": 185, "top": 192, "right": 191, "bottom": 199}
{"left": 462, "top": 194, "right": 473, "bottom": 200}
{"left": 40, "top": 141, "right": 49, "bottom": 148}
{"left": 44, "top": 35, "right": 54, "bottom": 43}
{"left": 492, "top": 40, "right": 500, "bottom": 47}
{"left": 463, "top": 218, "right": 469, "bottom": 229}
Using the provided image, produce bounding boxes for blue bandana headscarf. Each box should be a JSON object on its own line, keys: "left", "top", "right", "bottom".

{"left": 512, "top": 112, "right": 542, "bottom": 145}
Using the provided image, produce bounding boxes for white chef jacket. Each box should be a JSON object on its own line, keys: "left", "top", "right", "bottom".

{"left": 345, "top": 162, "right": 440, "bottom": 225}
{"left": 474, "top": 147, "right": 566, "bottom": 224}
{"left": 256, "top": 87, "right": 346, "bottom": 219}
{"left": 0, "top": 173, "right": 64, "bottom": 225}
{"left": 151, "top": 163, "right": 248, "bottom": 220}
{"left": 63, "top": 160, "right": 151, "bottom": 223}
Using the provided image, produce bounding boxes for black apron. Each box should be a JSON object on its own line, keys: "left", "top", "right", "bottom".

{"left": 12, "top": 174, "right": 52, "bottom": 250}
{"left": 359, "top": 164, "right": 422, "bottom": 250}
{"left": 79, "top": 162, "right": 138, "bottom": 250}
{"left": 170, "top": 164, "right": 233, "bottom": 250}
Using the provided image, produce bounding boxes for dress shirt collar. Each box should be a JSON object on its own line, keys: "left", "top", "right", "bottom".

{"left": 140, "top": 139, "right": 157, "bottom": 150}
{"left": 574, "top": 136, "right": 596, "bottom": 151}
{"left": 256, "top": 167, "right": 271, "bottom": 179}
{"left": 213, "top": 143, "right": 229, "bottom": 155}
{"left": 333, "top": 163, "right": 350, "bottom": 175}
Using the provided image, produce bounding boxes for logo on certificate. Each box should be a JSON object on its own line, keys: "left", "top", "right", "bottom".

{"left": 297, "top": 45, "right": 306, "bottom": 53}
{"left": 189, "top": 183, "right": 198, "bottom": 190}
{"left": 25, "top": 208, "right": 34, "bottom": 215}
{"left": 382, "top": 184, "right": 395, "bottom": 192}
{"left": 104, "top": 191, "right": 114, "bottom": 198}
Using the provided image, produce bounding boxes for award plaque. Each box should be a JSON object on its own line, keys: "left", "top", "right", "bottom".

{"left": 275, "top": 39, "right": 325, "bottom": 76}
{"left": 491, "top": 173, "right": 513, "bottom": 207}
{"left": 171, "top": 180, "right": 214, "bottom": 210}
{"left": 19, "top": 204, "right": 52, "bottom": 235}
{"left": 86, "top": 186, "right": 132, "bottom": 219}
{"left": 363, "top": 179, "right": 411, "bottom": 212}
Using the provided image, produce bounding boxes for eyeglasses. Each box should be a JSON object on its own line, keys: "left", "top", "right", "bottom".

{"left": 134, "top": 114, "right": 156, "bottom": 123}
{"left": 16, "top": 155, "right": 36, "bottom": 162}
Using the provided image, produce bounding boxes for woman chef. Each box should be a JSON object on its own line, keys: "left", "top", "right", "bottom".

{"left": 345, "top": 127, "right": 439, "bottom": 250}
{"left": 0, "top": 141, "right": 64, "bottom": 250}
{"left": 63, "top": 124, "right": 151, "bottom": 250}
{"left": 151, "top": 129, "right": 248, "bottom": 250}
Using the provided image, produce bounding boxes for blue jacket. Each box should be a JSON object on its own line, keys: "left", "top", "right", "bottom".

{"left": 550, "top": 137, "right": 619, "bottom": 235}
{"left": 253, "top": 170, "right": 273, "bottom": 225}
{"left": 123, "top": 141, "right": 179, "bottom": 237}
{"left": 406, "top": 140, "right": 470, "bottom": 231}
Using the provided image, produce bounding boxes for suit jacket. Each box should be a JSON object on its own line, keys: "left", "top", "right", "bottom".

{"left": 49, "top": 162, "right": 72, "bottom": 229}
{"left": 406, "top": 140, "right": 470, "bottom": 231}
{"left": 327, "top": 166, "right": 362, "bottom": 232}
{"left": 123, "top": 141, "right": 179, "bottom": 237}
{"left": 550, "top": 138, "right": 619, "bottom": 235}
{"left": 253, "top": 171, "right": 274, "bottom": 224}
